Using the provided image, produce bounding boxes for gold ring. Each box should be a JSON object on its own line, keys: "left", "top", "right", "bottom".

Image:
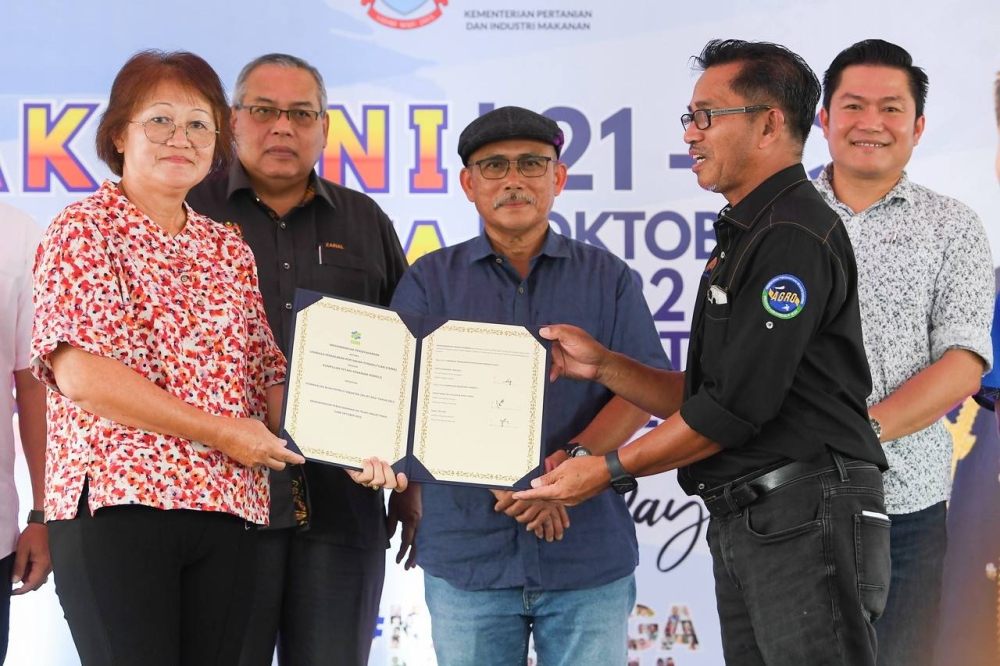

{"left": 371, "top": 484, "right": 381, "bottom": 491}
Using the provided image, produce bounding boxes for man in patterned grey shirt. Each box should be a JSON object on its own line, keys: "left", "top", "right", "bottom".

{"left": 814, "top": 40, "right": 994, "bottom": 666}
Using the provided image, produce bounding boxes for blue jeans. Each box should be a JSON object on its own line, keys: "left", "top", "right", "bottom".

{"left": 707, "top": 458, "right": 890, "bottom": 666}
{"left": 424, "top": 572, "right": 636, "bottom": 666}
{"left": 875, "top": 501, "right": 947, "bottom": 666}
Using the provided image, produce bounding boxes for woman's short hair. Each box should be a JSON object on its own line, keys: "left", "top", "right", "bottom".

{"left": 95, "top": 50, "right": 233, "bottom": 177}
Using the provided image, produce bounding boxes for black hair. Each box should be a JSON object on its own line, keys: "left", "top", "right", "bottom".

{"left": 693, "top": 39, "right": 820, "bottom": 149}
{"left": 822, "top": 39, "right": 928, "bottom": 118}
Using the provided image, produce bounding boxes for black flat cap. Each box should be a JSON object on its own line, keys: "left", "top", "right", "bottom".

{"left": 457, "top": 106, "right": 565, "bottom": 164}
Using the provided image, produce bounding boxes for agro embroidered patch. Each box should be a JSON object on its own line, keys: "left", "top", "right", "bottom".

{"left": 762, "top": 274, "right": 806, "bottom": 319}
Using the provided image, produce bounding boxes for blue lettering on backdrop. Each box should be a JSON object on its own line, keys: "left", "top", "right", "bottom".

{"left": 546, "top": 105, "right": 594, "bottom": 190}
{"left": 548, "top": 209, "right": 716, "bottom": 261}
{"left": 645, "top": 211, "right": 689, "bottom": 260}
{"left": 5, "top": 97, "right": 712, "bottom": 371}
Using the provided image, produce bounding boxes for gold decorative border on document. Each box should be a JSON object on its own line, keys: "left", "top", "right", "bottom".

{"left": 417, "top": 323, "right": 541, "bottom": 483}
{"left": 418, "top": 335, "right": 435, "bottom": 461}
{"left": 286, "top": 308, "right": 309, "bottom": 441}
{"left": 285, "top": 299, "right": 412, "bottom": 464}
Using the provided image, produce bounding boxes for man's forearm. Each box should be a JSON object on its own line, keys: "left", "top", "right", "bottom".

{"left": 571, "top": 396, "right": 651, "bottom": 455}
{"left": 597, "top": 352, "right": 685, "bottom": 420}
{"left": 870, "top": 348, "right": 985, "bottom": 442}
{"left": 14, "top": 369, "right": 46, "bottom": 509}
{"left": 618, "top": 411, "right": 722, "bottom": 477}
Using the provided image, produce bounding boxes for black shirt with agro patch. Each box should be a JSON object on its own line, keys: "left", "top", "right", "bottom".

{"left": 678, "top": 164, "right": 888, "bottom": 493}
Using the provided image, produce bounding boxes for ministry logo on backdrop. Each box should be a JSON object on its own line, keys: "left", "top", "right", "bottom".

{"left": 361, "top": 0, "right": 447, "bottom": 29}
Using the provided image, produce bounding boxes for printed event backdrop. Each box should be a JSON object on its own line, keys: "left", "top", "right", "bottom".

{"left": 4, "top": 1, "right": 1000, "bottom": 664}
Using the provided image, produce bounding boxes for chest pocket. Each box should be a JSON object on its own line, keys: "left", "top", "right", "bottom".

{"left": 699, "top": 296, "right": 732, "bottom": 379}
{"left": 312, "top": 248, "right": 381, "bottom": 303}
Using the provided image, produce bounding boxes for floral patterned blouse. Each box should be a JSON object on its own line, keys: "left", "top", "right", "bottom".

{"left": 30, "top": 181, "right": 285, "bottom": 524}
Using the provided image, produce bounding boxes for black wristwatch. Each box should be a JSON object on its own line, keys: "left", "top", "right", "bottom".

{"left": 566, "top": 443, "right": 592, "bottom": 458}
{"left": 26, "top": 509, "right": 45, "bottom": 526}
{"left": 605, "top": 450, "right": 638, "bottom": 494}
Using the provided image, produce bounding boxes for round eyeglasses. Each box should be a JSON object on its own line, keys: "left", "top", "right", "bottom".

{"left": 130, "top": 117, "right": 218, "bottom": 149}
{"left": 472, "top": 156, "right": 554, "bottom": 180}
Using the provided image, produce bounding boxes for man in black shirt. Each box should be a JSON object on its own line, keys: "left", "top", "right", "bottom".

{"left": 187, "top": 53, "right": 412, "bottom": 666}
{"left": 516, "top": 40, "right": 890, "bottom": 665}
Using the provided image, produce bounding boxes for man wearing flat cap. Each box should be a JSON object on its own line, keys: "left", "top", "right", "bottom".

{"left": 364, "top": 106, "right": 669, "bottom": 664}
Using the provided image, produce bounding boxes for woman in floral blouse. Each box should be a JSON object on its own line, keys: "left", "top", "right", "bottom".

{"left": 29, "top": 50, "right": 304, "bottom": 666}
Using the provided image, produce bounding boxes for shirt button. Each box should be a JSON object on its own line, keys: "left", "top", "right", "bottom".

{"left": 851, "top": 216, "right": 861, "bottom": 225}
{"left": 518, "top": 286, "right": 524, "bottom": 294}
{"left": 279, "top": 221, "right": 287, "bottom": 229}
{"left": 180, "top": 274, "right": 190, "bottom": 283}
{"left": 495, "top": 257, "right": 503, "bottom": 264}
{"left": 283, "top": 262, "right": 291, "bottom": 270}
{"left": 285, "top": 302, "right": 293, "bottom": 310}
{"left": 697, "top": 483, "right": 706, "bottom": 491}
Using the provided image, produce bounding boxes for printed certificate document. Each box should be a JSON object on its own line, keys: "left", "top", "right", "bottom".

{"left": 281, "top": 290, "right": 549, "bottom": 488}
{"left": 282, "top": 295, "right": 416, "bottom": 468}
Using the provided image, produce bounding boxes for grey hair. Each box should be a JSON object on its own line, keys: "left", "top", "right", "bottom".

{"left": 233, "top": 53, "right": 327, "bottom": 111}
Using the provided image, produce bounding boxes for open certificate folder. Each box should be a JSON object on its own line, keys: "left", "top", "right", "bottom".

{"left": 280, "top": 290, "right": 550, "bottom": 489}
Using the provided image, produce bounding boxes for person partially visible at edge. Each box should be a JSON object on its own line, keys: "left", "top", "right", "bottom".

{"left": 813, "top": 39, "right": 993, "bottom": 666}
{"left": 513, "top": 39, "right": 891, "bottom": 666}
{"left": 186, "top": 53, "right": 414, "bottom": 666}
{"left": 351, "top": 104, "right": 669, "bottom": 666}
{"left": 975, "top": 70, "right": 1000, "bottom": 411}
{"left": 30, "top": 50, "right": 303, "bottom": 666}
{"left": 0, "top": 203, "right": 50, "bottom": 665}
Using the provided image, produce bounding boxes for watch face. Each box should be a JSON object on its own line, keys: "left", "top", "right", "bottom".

{"left": 611, "top": 477, "right": 638, "bottom": 494}
{"left": 569, "top": 445, "right": 592, "bottom": 458}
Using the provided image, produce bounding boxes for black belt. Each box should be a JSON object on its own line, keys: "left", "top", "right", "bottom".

{"left": 698, "top": 453, "right": 869, "bottom": 519}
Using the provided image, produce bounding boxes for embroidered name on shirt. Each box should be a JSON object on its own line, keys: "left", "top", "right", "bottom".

{"left": 317, "top": 242, "right": 346, "bottom": 265}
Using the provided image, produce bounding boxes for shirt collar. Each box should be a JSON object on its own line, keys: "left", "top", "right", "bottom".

{"left": 718, "top": 163, "right": 810, "bottom": 231}
{"left": 101, "top": 179, "right": 206, "bottom": 240}
{"left": 814, "top": 163, "right": 914, "bottom": 213}
{"left": 468, "top": 226, "right": 572, "bottom": 265}
{"left": 225, "top": 161, "right": 336, "bottom": 209}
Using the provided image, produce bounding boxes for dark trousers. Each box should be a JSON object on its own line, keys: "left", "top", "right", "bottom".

{"left": 48, "top": 502, "right": 258, "bottom": 666}
{"left": 238, "top": 529, "right": 386, "bottom": 666}
{"left": 1, "top": 552, "right": 12, "bottom": 665}
{"left": 876, "top": 501, "right": 947, "bottom": 666}
{"left": 707, "top": 459, "right": 890, "bottom": 666}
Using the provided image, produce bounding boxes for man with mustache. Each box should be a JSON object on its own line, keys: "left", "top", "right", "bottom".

{"left": 515, "top": 40, "right": 891, "bottom": 665}
{"left": 187, "top": 54, "right": 413, "bottom": 666}
{"left": 813, "top": 40, "right": 993, "bottom": 666}
{"left": 381, "top": 105, "right": 669, "bottom": 665}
